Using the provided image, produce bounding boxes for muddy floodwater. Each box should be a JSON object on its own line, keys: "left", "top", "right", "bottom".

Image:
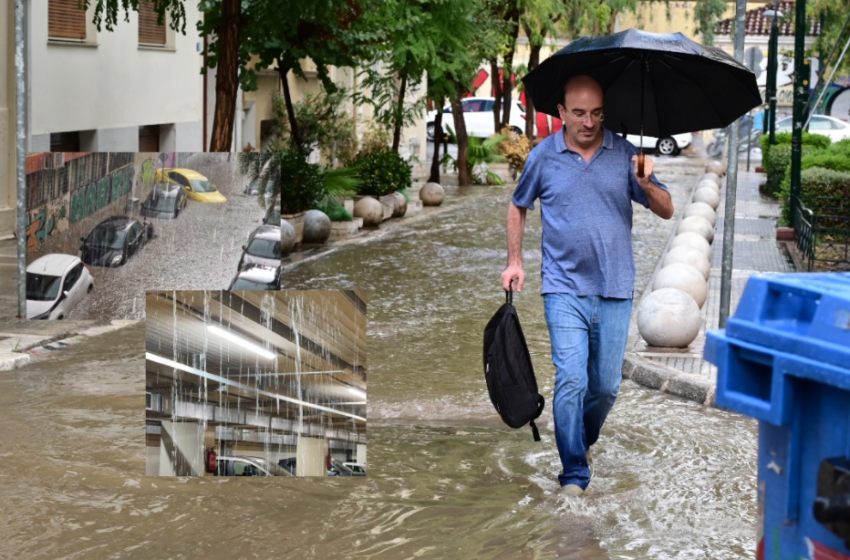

{"left": 2, "top": 158, "right": 758, "bottom": 558}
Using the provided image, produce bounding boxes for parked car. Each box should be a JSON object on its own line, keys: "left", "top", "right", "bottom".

{"left": 328, "top": 459, "right": 366, "bottom": 476}
{"left": 215, "top": 455, "right": 292, "bottom": 477}
{"left": 426, "top": 97, "right": 532, "bottom": 140}
{"left": 343, "top": 462, "right": 367, "bottom": 475}
{"left": 623, "top": 132, "right": 692, "bottom": 156}
{"left": 238, "top": 225, "right": 281, "bottom": 270}
{"left": 79, "top": 216, "right": 148, "bottom": 267}
{"left": 154, "top": 168, "right": 227, "bottom": 203}
{"left": 140, "top": 182, "right": 187, "bottom": 220}
{"left": 228, "top": 265, "right": 281, "bottom": 290}
{"left": 775, "top": 114, "right": 850, "bottom": 142}
{"left": 26, "top": 254, "right": 93, "bottom": 320}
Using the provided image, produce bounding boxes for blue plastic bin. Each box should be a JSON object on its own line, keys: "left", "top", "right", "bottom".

{"left": 705, "top": 272, "right": 850, "bottom": 560}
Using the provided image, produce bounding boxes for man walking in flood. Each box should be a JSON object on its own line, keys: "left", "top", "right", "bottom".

{"left": 501, "top": 75, "right": 674, "bottom": 497}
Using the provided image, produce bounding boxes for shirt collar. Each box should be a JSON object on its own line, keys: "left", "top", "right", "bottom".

{"left": 555, "top": 126, "right": 614, "bottom": 153}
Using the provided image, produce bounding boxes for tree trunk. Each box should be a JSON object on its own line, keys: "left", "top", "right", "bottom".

{"left": 450, "top": 87, "right": 471, "bottom": 186}
{"left": 429, "top": 103, "right": 443, "bottom": 183}
{"left": 501, "top": 48, "right": 515, "bottom": 131}
{"left": 392, "top": 71, "right": 408, "bottom": 153}
{"left": 607, "top": 10, "right": 618, "bottom": 35}
{"left": 277, "top": 65, "right": 303, "bottom": 152}
{"left": 526, "top": 43, "right": 542, "bottom": 138}
{"left": 209, "top": 0, "right": 241, "bottom": 152}
{"left": 490, "top": 58, "right": 501, "bottom": 133}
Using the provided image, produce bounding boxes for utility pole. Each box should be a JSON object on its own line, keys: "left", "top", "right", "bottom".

{"left": 789, "top": 0, "right": 809, "bottom": 231}
{"left": 718, "top": 0, "right": 747, "bottom": 328}
{"left": 15, "top": 0, "right": 26, "bottom": 319}
{"left": 765, "top": 9, "right": 781, "bottom": 145}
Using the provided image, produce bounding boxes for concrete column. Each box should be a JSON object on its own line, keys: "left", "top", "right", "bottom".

{"left": 159, "top": 420, "right": 204, "bottom": 476}
{"left": 357, "top": 444, "right": 367, "bottom": 465}
{"left": 296, "top": 436, "right": 327, "bottom": 477}
{"left": 146, "top": 440, "right": 160, "bottom": 476}
{"left": 0, "top": 0, "right": 15, "bottom": 239}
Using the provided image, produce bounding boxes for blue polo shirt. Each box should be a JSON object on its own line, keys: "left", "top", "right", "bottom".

{"left": 512, "top": 127, "right": 668, "bottom": 299}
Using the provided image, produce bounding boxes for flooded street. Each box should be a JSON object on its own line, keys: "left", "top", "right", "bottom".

{"left": 1, "top": 157, "right": 758, "bottom": 559}
{"left": 28, "top": 153, "right": 272, "bottom": 321}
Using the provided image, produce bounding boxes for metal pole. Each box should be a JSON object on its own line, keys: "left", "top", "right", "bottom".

{"left": 746, "top": 110, "right": 752, "bottom": 171}
{"left": 719, "top": 0, "right": 747, "bottom": 329}
{"left": 15, "top": 0, "right": 26, "bottom": 319}
{"left": 789, "top": 0, "right": 808, "bottom": 232}
{"left": 768, "top": 16, "right": 779, "bottom": 145}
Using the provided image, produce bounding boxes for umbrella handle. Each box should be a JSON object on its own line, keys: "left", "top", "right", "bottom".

{"left": 637, "top": 153, "right": 645, "bottom": 178}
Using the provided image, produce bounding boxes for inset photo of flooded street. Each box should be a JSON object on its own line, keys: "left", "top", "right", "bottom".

{"left": 145, "top": 289, "right": 367, "bottom": 477}
{"left": 25, "top": 153, "right": 281, "bottom": 321}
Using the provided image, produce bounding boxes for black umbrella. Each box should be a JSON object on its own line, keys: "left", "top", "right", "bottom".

{"left": 522, "top": 28, "right": 761, "bottom": 173}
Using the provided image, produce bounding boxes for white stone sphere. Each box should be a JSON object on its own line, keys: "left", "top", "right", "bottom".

{"left": 302, "top": 209, "right": 331, "bottom": 244}
{"left": 693, "top": 187, "right": 720, "bottom": 210}
{"left": 353, "top": 196, "right": 383, "bottom": 227}
{"left": 420, "top": 182, "right": 445, "bottom": 206}
{"left": 281, "top": 220, "right": 296, "bottom": 256}
{"left": 705, "top": 161, "right": 724, "bottom": 176}
{"left": 653, "top": 262, "right": 708, "bottom": 308}
{"left": 701, "top": 172, "right": 720, "bottom": 184}
{"left": 671, "top": 232, "right": 712, "bottom": 260}
{"left": 637, "top": 288, "right": 702, "bottom": 348}
{"left": 663, "top": 245, "right": 711, "bottom": 280}
{"left": 697, "top": 178, "right": 720, "bottom": 192}
{"left": 392, "top": 192, "right": 408, "bottom": 218}
{"left": 677, "top": 215, "right": 715, "bottom": 243}
{"left": 684, "top": 201, "right": 717, "bottom": 227}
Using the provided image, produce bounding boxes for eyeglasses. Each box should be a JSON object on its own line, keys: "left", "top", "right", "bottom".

{"left": 563, "top": 110, "right": 604, "bottom": 123}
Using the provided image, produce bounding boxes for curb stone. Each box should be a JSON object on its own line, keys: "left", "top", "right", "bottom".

{"left": 622, "top": 355, "right": 716, "bottom": 407}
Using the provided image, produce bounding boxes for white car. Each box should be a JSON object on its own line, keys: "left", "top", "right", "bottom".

{"left": 26, "top": 254, "right": 93, "bottom": 320}
{"left": 426, "top": 97, "right": 533, "bottom": 140}
{"left": 776, "top": 115, "right": 850, "bottom": 142}
{"left": 343, "top": 462, "right": 366, "bottom": 475}
{"left": 624, "top": 132, "right": 692, "bottom": 156}
{"left": 214, "top": 455, "right": 292, "bottom": 477}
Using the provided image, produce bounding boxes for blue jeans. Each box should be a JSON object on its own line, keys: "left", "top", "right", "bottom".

{"left": 543, "top": 293, "right": 632, "bottom": 488}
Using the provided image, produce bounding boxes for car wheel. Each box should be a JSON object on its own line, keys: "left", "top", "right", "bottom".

{"left": 426, "top": 122, "right": 435, "bottom": 141}
{"left": 656, "top": 137, "right": 677, "bottom": 156}
{"left": 510, "top": 126, "right": 523, "bottom": 136}
{"left": 57, "top": 315, "right": 64, "bottom": 320}
{"left": 87, "top": 284, "right": 94, "bottom": 294}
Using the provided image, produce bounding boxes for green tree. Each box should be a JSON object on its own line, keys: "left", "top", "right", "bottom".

{"left": 694, "top": 0, "right": 727, "bottom": 46}
{"left": 810, "top": 0, "right": 850, "bottom": 77}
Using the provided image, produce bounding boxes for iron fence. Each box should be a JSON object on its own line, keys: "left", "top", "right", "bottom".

{"left": 795, "top": 196, "right": 850, "bottom": 271}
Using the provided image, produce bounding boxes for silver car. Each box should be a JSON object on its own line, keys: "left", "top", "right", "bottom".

{"left": 238, "top": 225, "right": 281, "bottom": 271}
{"left": 214, "top": 455, "right": 293, "bottom": 477}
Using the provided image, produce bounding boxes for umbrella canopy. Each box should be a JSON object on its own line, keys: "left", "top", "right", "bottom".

{"left": 522, "top": 28, "right": 762, "bottom": 138}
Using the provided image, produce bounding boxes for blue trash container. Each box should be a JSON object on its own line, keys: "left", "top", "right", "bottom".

{"left": 705, "top": 272, "right": 850, "bottom": 560}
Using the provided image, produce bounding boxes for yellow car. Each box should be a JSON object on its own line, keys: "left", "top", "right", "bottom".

{"left": 153, "top": 168, "right": 227, "bottom": 203}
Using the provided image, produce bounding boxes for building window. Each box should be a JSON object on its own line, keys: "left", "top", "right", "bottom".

{"left": 139, "top": 125, "right": 161, "bottom": 152}
{"left": 48, "top": 0, "right": 87, "bottom": 41}
{"left": 138, "top": 1, "right": 167, "bottom": 46}
{"left": 50, "top": 131, "right": 81, "bottom": 153}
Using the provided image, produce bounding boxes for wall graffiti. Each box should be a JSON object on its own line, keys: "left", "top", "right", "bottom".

{"left": 25, "top": 205, "right": 64, "bottom": 252}
{"left": 69, "top": 166, "right": 136, "bottom": 225}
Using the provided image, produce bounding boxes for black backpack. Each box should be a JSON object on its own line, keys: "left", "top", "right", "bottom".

{"left": 483, "top": 288, "right": 545, "bottom": 441}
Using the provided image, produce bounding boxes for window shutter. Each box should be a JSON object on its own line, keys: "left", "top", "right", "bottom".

{"left": 48, "top": 0, "right": 86, "bottom": 40}
{"left": 138, "top": 1, "right": 166, "bottom": 46}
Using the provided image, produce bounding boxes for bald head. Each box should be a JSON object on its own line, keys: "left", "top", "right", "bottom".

{"left": 563, "top": 75, "right": 603, "bottom": 105}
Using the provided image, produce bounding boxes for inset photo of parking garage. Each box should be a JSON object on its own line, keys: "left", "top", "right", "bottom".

{"left": 145, "top": 290, "right": 367, "bottom": 477}
{"left": 25, "top": 152, "right": 281, "bottom": 321}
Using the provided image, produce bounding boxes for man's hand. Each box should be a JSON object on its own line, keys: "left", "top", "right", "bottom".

{"left": 501, "top": 265, "right": 525, "bottom": 292}
{"left": 631, "top": 154, "right": 655, "bottom": 187}
{"left": 630, "top": 154, "right": 674, "bottom": 219}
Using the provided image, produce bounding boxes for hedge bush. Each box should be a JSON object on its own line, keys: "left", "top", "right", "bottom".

{"left": 778, "top": 167, "right": 850, "bottom": 225}
{"left": 317, "top": 202, "right": 353, "bottom": 222}
{"left": 761, "top": 131, "right": 832, "bottom": 189}
{"left": 351, "top": 149, "right": 412, "bottom": 197}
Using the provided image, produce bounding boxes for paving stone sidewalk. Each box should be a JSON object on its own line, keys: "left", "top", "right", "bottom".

{"left": 623, "top": 165, "right": 795, "bottom": 406}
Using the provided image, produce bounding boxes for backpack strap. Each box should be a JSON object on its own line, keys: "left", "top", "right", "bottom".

{"left": 529, "top": 420, "right": 541, "bottom": 442}
{"left": 506, "top": 283, "right": 513, "bottom": 305}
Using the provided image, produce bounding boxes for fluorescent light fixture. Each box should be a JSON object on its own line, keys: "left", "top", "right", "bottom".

{"left": 146, "top": 353, "right": 366, "bottom": 421}
{"left": 207, "top": 324, "right": 275, "bottom": 360}
{"left": 349, "top": 387, "right": 367, "bottom": 399}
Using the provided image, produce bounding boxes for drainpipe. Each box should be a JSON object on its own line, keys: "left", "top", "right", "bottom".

{"left": 15, "top": 0, "right": 26, "bottom": 319}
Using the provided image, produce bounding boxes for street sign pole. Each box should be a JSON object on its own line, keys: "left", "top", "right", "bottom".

{"left": 15, "top": 0, "right": 26, "bottom": 319}
{"left": 719, "top": 0, "right": 747, "bottom": 328}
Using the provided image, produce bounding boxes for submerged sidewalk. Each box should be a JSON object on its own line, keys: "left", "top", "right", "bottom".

{"left": 623, "top": 166, "right": 795, "bottom": 406}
